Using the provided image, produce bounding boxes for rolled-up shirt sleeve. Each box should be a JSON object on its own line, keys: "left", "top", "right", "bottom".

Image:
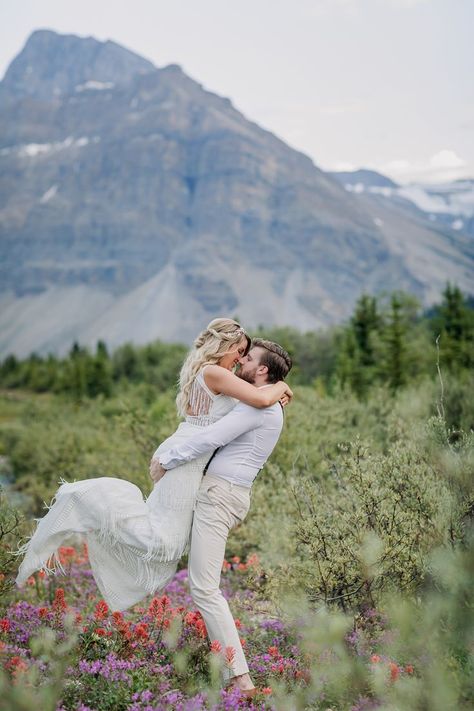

{"left": 158, "top": 403, "right": 263, "bottom": 471}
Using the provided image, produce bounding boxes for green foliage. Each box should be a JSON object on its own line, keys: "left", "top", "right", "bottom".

{"left": 0, "top": 617, "right": 78, "bottom": 711}
{"left": 429, "top": 282, "right": 474, "bottom": 371}
{"left": 0, "top": 309, "right": 472, "bottom": 708}
{"left": 338, "top": 293, "right": 381, "bottom": 396}
{"left": 269, "top": 537, "right": 473, "bottom": 711}
{"left": 0, "top": 390, "right": 179, "bottom": 515}
{"left": 336, "top": 291, "right": 424, "bottom": 396}
{"left": 0, "top": 488, "right": 24, "bottom": 601}
{"left": 379, "top": 293, "right": 408, "bottom": 390}
{"left": 0, "top": 287, "right": 472, "bottom": 402}
{"left": 440, "top": 371, "right": 474, "bottom": 432}
{"left": 288, "top": 431, "right": 458, "bottom": 611}
{"left": 0, "top": 340, "right": 187, "bottom": 401}
{"left": 251, "top": 324, "right": 341, "bottom": 386}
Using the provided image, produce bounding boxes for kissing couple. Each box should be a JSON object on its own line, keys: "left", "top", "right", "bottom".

{"left": 16, "top": 318, "right": 293, "bottom": 696}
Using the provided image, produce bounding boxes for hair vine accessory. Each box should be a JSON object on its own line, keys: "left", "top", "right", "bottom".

{"left": 208, "top": 327, "right": 245, "bottom": 341}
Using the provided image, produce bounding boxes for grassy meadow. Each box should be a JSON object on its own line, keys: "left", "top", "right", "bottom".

{"left": 0, "top": 286, "right": 472, "bottom": 710}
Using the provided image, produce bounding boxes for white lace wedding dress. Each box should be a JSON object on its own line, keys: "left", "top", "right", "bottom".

{"left": 15, "top": 369, "right": 235, "bottom": 611}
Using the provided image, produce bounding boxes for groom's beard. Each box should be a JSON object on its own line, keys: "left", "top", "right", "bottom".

{"left": 236, "top": 368, "right": 257, "bottom": 385}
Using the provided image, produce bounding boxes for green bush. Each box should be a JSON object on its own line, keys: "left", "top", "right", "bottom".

{"left": 0, "top": 390, "right": 179, "bottom": 515}
{"left": 0, "top": 488, "right": 24, "bottom": 604}
{"left": 274, "top": 420, "right": 465, "bottom": 612}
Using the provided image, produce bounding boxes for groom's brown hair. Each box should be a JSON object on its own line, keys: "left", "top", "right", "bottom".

{"left": 252, "top": 339, "right": 292, "bottom": 383}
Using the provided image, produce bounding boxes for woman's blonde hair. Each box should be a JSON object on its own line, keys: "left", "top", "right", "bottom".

{"left": 176, "top": 318, "right": 251, "bottom": 417}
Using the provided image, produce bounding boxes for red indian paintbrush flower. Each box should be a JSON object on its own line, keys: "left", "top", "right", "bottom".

{"left": 0, "top": 618, "right": 10, "bottom": 633}
{"left": 94, "top": 600, "right": 109, "bottom": 621}
{"left": 224, "top": 646, "right": 236, "bottom": 666}
{"left": 53, "top": 588, "right": 67, "bottom": 613}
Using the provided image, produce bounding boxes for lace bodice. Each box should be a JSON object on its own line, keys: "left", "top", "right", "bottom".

{"left": 186, "top": 367, "right": 235, "bottom": 426}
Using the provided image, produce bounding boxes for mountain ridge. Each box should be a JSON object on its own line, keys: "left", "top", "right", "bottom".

{"left": 0, "top": 30, "right": 472, "bottom": 357}
{"left": 331, "top": 168, "right": 474, "bottom": 238}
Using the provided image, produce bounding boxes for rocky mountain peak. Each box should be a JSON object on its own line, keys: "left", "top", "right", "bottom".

{"left": 1, "top": 29, "right": 156, "bottom": 100}
{"left": 330, "top": 169, "right": 399, "bottom": 190}
{"left": 0, "top": 31, "right": 472, "bottom": 357}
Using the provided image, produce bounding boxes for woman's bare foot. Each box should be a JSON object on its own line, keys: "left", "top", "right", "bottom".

{"left": 229, "top": 672, "right": 256, "bottom": 692}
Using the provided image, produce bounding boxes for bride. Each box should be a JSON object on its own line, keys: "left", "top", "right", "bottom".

{"left": 15, "top": 318, "right": 292, "bottom": 611}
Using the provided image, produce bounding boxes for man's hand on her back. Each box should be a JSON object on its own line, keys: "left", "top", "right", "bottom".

{"left": 149, "top": 457, "right": 167, "bottom": 483}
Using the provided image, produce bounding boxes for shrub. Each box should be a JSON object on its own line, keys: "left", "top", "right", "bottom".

{"left": 284, "top": 431, "right": 459, "bottom": 611}
{"left": 0, "top": 488, "right": 24, "bottom": 604}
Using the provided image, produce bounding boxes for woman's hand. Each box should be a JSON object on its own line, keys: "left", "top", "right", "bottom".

{"left": 149, "top": 457, "right": 167, "bottom": 483}
{"left": 279, "top": 384, "right": 293, "bottom": 408}
{"left": 204, "top": 365, "right": 291, "bottom": 408}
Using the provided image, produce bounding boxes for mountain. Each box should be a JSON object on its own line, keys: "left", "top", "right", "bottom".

{"left": 329, "top": 169, "right": 399, "bottom": 190}
{"left": 0, "top": 29, "right": 154, "bottom": 100}
{"left": 331, "top": 169, "right": 474, "bottom": 238}
{"left": 0, "top": 31, "right": 473, "bottom": 357}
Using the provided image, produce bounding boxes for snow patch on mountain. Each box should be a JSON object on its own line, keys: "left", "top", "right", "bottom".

{"left": 39, "top": 184, "right": 58, "bottom": 203}
{"left": 335, "top": 170, "right": 474, "bottom": 231}
{"left": 0, "top": 136, "right": 100, "bottom": 159}
{"left": 76, "top": 80, "right": 115, "bottom": 92}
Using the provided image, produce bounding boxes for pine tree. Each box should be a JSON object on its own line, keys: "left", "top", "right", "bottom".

{"left": 112, "top": 343, "right": 140, "bottom": 381}
{"left": 351, "top": 294, "right": 379, "bottom": 369}
{"left": 66, "top": 341, "right": 87, "bottom": 399}
{"left": 336, "top": 294, "right": 381, "bottom": 396}
{"left": 86, "top": 341, "right": 113, "bottom": 397}
{"left": 0, "top": 354, "right": 19, "bottom": 387}
{"left": 336, "top": 328, "right": 364, "bottom": 396}
{"left": 381, "top": 294, "right": 407, "bottom": 391}
{"left": 434, "top": 283, "right": 474, "bottom": 370}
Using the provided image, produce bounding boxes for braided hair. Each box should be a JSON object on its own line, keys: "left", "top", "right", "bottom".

{"left": 251, "top": 338, "right": 292, "bottom": 383}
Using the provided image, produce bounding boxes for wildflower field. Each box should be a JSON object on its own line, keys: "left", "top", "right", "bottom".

{"left": 1, "top": 544, "right": 433, "bottom": 711}
{"left": 1, "top": 291, "right": 473, "bottom": 709}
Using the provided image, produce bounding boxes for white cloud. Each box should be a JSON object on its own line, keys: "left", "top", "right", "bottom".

{"left": 380, "top": 150, "right": 471, "bottom": 184}
{"left": 429, "top": 149, "right": 466, "bottom": 169}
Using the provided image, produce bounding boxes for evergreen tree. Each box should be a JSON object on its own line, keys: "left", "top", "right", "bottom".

{"left": 381, "top": 293, "right": 407, "bottom": 391}
{"left": 86, "top": 341, "right": 113, "bottom": 397}
{"left": 336, "top": 294, "right": 381, "bottom": 396}
{"left": 0, "top": 354, "right": 18, "bottom": 377}
{"left": 336, "top": 328, "right": 364, "bottom": 396}
{"left": 112, "top": 343, "right": 141, "bottom": 381}
{"left": 432, "top": 283, "right": 474, "bottom": 370}
{"left": 0, "top": 354, "right": 19, "bottom": 387}
{"left": 65, "top": 342, "right": 87, "bottom": 399}
{"left": 351, "top": 294, "right": 379, "bottom": 368}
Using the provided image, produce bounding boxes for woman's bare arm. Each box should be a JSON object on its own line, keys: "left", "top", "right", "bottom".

{"left": 204, "top": 365, "right": 292, "bottom": 408}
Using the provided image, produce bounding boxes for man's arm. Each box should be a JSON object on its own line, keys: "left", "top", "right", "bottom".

{"left": 153, "top": 403, "right": 263, "bottom": 474}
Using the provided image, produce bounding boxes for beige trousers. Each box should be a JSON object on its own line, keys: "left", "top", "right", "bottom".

{"left": 188, "top": 474, "right": 251, "bottom": 680}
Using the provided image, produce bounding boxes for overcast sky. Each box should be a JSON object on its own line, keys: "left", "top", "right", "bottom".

{"left": 1, "top": 0, "right": 473, "bottom": 184}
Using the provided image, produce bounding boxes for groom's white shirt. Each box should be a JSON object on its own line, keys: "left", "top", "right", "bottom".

{"left": 158, "top": 398, "right": 283, "bottom": 488}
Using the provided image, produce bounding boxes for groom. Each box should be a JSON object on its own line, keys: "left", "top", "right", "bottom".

{"left": 149, "top": 339, "right": 292, "bottom": 696}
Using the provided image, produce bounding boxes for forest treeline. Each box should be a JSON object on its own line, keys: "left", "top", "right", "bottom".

{"left": 1, "top": 284, "right": 472, "bottom": 403}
